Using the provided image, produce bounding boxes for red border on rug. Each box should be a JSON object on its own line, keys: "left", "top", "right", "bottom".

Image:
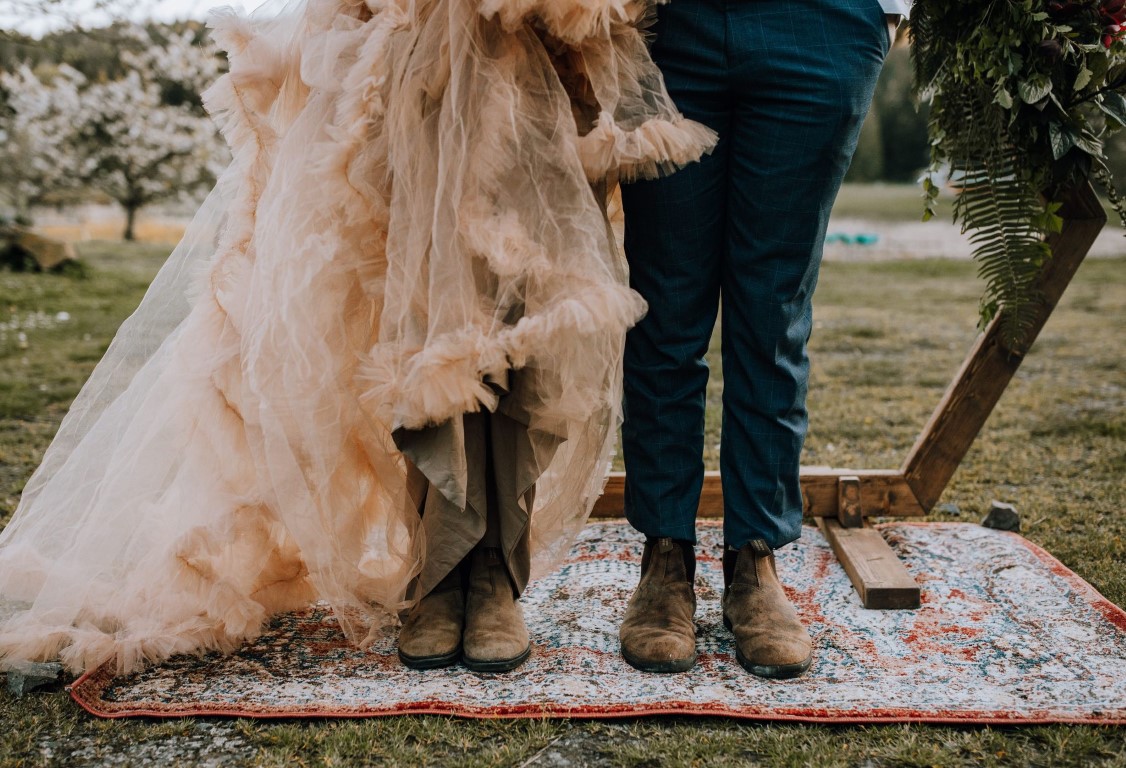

{"left": 68, "top": 522, "right": 1126, "bottom": 724}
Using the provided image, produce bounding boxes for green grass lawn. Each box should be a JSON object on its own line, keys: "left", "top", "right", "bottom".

{"left": 0, "top": 234, "right": 1124, "bottom": 766}
{"left": 833, "top": 182, "right": 1126, "bottom": 224}
{"left": 831, "top": 183, "right": 947, "bottom": 221}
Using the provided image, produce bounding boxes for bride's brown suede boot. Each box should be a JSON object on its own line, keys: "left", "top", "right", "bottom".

{"left": 722, "top": 540, "right": 812, "bottom": 679}
{"left": 462, "top": 546, "right": 531, "bottom": 672}
{"left": 619, "top": 537, "right": 697, "bottom": 672}
{"left": 397, "top": 567, "right": 464, "bottom": 670}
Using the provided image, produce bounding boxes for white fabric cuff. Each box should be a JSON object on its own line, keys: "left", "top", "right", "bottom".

{"left": 878, "top": 0, "right": 910, "bottom": 18}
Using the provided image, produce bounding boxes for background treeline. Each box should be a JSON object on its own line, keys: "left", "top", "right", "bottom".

{"left": 0, "top": 20, "right": 208, "bottom": 80}
{"left": 846, "top": 45, "right": 1126, "bottom": 190}
{"left": 845, "top": 48, "right": 930, "bottom": 184}
{"left": 0, "top": 21, "right": 226, "bottom": 238}
{"left": 5, "top": 24, "right": 930, "bottom": 184}
{"left": 4, "top": 24, "right": 1125, "bottom": 197}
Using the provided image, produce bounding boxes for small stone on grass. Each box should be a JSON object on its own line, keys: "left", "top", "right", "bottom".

{"left": 982, "top": 500, "right": 1021, "bottom": 532}
{"left": 5, "top": 662, "right": 63, "bottom": 697}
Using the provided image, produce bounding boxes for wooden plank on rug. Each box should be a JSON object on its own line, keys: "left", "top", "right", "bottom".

{"left": 815, "top": 517, "right": 921, "bottom": 610}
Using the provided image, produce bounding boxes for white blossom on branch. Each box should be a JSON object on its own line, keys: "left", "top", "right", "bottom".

{"left": 1, "top": 24, "right": 229, "bottom": 238}
{"left": 77, "top": 68, "right": 227, "bottom": 239}
{"left": 0, "top": 63, "right": 85, "bottom": 218}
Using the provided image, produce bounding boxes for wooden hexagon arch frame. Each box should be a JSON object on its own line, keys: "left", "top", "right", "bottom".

{"left": 591, "top": 182, "right": 1108, "bottom": 609}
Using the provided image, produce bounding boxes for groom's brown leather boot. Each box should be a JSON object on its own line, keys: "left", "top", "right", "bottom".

{"left": 398, "top": 566, "right": 465, "bottom": 670}
{"left": 722, "top": 540, "right": 812, "bottom": 679}
{"left": 619, "top": 537, "right": 697, "bottom": 672}
{"left": 462, "top": 546, "right": 531, "bottom": 672}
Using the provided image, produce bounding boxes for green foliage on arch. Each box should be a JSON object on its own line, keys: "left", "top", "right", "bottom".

{"left": 913, "top": 0, "right": 1126, "bottom": 345}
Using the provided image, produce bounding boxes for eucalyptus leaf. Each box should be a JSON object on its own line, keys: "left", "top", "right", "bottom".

{"left": 996, "top": 88, "right": 1014, "bottom": 109}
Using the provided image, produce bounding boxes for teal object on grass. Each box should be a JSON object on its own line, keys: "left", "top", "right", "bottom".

{"left": 826, "top": 232, "right": 881, "bottom": 245}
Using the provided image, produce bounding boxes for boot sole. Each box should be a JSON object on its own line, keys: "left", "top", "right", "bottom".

{"left": 462, "top": 644, "right": 532, "bottom": 673}
{"left": 620, "top": 646, "right": 696, "bottom": 674}
{"left": 733, "top": 644, "right": 812, "bottom": 679}
{"left": 722, "top": 615, "right": 812, "bottom": 679}
{"left": 398, "top": 645, "right": 462, "bottom": 670}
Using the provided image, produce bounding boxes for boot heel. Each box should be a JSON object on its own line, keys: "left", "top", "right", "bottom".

{"left": 618, "top": 538, "right": 697, "bottom": 673}
{"left": 463, "top": 547, "right": 532, "bottom": 673}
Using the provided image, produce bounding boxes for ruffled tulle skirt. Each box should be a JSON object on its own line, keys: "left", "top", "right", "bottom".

{"left": 0, "top": 0, "right": 716, "bottom": 674}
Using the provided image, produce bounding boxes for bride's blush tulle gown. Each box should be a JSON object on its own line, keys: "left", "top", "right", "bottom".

{"left": 0, "top": 0, "right": 715, "bottom": 674}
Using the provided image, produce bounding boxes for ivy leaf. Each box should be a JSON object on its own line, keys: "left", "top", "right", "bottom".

{"left": 1088, "top": 52, "right": 1111, "bottom": 85}
{"left": 1049, "top": 122, "right": 1077, "bottom": 159}
{"left": 1074, "top": 66, "right": 1094, "bottom": 91}
{"left": 1075, "top": 127, "right": 1103, "bottom": 155}
{"left": 1030, "top": 201, "right": 1064, "bottom": 234}
{"left": 1098, "top": 91, "right": 1126, "bottom": 128}
{"left": 1018, "top": 79, "right": 1053, "bottom": 105}
{"left": 1107, "top": 62, "right": 1126, "bottom": 87}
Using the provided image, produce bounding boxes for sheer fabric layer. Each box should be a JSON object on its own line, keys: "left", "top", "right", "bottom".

{"left": 0, "top": 0, "right": 716, "bottom": 674}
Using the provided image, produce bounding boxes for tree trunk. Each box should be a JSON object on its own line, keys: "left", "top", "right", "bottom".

{"left": 123, "top": 203, "right": 138, "bottom": 241}
{"left": 14, "top": 190, "right": 33, "bottom": 228}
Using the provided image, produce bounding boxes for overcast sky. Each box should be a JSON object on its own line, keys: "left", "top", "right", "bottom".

{"left": 0, "top": 0, "right": 269, "bottom": 36}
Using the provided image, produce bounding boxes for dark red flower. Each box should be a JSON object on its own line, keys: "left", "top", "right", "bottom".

{"left": 1101, "top": 0, "right": 1126, "bottom": 20}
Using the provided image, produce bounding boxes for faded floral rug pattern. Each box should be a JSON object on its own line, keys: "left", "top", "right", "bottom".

{"left": 70, "top": 522, "right": 1126, "bottom": 723}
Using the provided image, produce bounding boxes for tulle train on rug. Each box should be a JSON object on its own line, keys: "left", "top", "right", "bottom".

{"left": 69, "top": 522, "right": 1126, "bottom": 724}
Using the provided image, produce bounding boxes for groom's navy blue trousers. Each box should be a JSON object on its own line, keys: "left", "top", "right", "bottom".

{"left": 620, "top": 0, "right": 891, "bottom": 549}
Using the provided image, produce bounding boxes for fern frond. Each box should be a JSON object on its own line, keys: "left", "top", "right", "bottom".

{"left": 943, "top": 88, "right": 1047, "bottom": 347}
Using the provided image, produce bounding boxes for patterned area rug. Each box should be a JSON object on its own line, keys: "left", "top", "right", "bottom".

{"left": 70, "top": 522, "right": 1126, "bottom": 723}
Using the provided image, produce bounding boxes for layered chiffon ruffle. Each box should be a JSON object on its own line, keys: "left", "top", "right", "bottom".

{"left": 0, "top": 0, "right": 716, "bottom": 674}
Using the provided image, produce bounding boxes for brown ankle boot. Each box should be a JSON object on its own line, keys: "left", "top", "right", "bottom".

{"left": 722, "top": 540, "right": 812, "bottom": 679}
{"left": 619, "top": 537, "right": 697, "bottom": 673}
{"left": 462, "top": 547, "right": 531, "bottom": 673}
{"left": 398, "top": 567, "right": 465, "bottom": 670}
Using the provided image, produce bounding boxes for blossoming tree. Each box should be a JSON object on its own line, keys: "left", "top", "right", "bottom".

{"left": 0, "top": 25, "right": 228, "bottom": 239}
{"left": 0, "top": 63, "right": 84, "bottom": 221}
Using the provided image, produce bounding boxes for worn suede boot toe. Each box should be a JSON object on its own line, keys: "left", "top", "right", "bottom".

{"left": 463, "top": 547, "right": 531, "bottom": 673}
{"left": 619, "top": 537, "right": 697, "bottom": 673}
{"left": 397, "top": 571, "right": 465, "bottom": 670}
{"left": 722, "top": 539, "right": 812, "bottom": 679}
